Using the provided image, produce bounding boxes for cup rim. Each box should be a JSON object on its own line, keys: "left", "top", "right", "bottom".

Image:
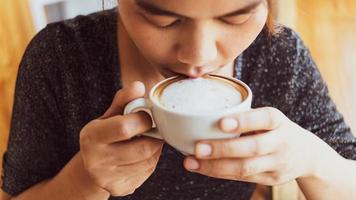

{"left": 148, "top": 74, "right": 252, "bottom": 117}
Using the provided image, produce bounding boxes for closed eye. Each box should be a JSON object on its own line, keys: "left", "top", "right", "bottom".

{"left": 141, "top": 12, "right": 182, "bottom": 28}
{"left": 220, "top": 13, "right": 254, "bottom": 25}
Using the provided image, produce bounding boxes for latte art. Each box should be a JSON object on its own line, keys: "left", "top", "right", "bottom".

{"left": 159, "top": 77, "right": 242, "bottom": 114}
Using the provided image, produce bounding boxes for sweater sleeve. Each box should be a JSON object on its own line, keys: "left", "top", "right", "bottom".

{"left": 274, "top": 28, "right": 356, "bottom": 160}
{"left": 1, "top": 24, "right": 68, "bottom": 196}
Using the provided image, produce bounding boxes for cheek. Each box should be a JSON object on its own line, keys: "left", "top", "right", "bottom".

{"left": 118, "top": 1, "right": 174, "bottom": 63}
{"left": 132, "top": 29, "right": 176, "bottom": 64}
{"left": 119, "top": 7, "right": 176, "bottom": 64}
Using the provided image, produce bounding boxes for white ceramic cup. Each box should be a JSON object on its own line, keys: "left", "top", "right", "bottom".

{"left": 124, "top": 74, "right": 252, "bottom": 155}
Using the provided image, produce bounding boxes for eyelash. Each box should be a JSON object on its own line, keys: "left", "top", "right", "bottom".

{"left": 157, "top": 17, "right": 251, "bottom": 29}
{"left": 219, "top": 15, "right": 252, "bottom": 26}
{"left": 159, "top": 19, "right": 183, "bottom": 29}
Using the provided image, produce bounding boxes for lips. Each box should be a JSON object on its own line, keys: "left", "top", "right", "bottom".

{"left": 158, "top": 62, "right": 226, "bottom": 78}
{"left": 164, "top": 66, "right": 217, "bottom": 78}
{"left": 159, "top": 68, "right": 183, "bottom": 78}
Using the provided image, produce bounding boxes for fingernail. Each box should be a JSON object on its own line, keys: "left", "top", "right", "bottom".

{"left": 185, "top": 157, "right": 199, "bottom": 170}
{"left": 197, "top": 143, "right": 212, "bottom": 156}
{"left": 221, "top": 118, "right": 238, "bottom": 132}
{"left": 132, "top": 81, "right": 145, "bottom": 92}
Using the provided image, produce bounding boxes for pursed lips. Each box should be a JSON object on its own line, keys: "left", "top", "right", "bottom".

{"left": 161, "top": 66, "right": 220, "bottom": 78}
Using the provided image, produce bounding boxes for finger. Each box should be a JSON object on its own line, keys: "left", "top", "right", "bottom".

{"left": 184, "top": 155, "right": 277, "bottom": 180}
{"left": 100, "top": 81, "right": 145, "bottom": 119}
{"left": 241, "top": 171, "right": 291, "bottom": 186}
{"left": 83, "top": 111, "right": 152, "bottom": 144}
{"left": 106, "top": 137, "right": 164, "bottom": 165}
{"left": 195, "top": 130, "right": 281, "bottom": 159}
{"left": 219, "top": 107, "right": 285, "bottom": 134}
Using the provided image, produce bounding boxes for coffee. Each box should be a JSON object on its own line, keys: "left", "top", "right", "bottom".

{"left": 154, "top": 75, "right": 245, "bottom": 114}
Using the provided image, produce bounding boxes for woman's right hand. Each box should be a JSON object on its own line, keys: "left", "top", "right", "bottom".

{"left": 79, "top": 81, "right": 164, "bottom": 197}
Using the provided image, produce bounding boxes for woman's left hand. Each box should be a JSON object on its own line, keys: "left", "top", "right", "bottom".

{"left": 183, "top": 107, "right": 343, "bottom": 185}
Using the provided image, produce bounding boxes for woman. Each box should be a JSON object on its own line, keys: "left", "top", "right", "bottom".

{"left": 1, "top": 0, "right": 356, "bottom": 199}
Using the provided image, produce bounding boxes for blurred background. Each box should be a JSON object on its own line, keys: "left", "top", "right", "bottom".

{"left": 0, "top": 0, "right": 355, "bottom": 199}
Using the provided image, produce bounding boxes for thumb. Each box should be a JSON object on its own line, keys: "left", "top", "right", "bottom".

{"left": 100, "top": 81, "right": 145, "bottom": 119}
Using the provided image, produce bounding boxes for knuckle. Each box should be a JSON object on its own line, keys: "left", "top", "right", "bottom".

{"left": 79, "top": 126, "right": 87, "bottom": 142}
{"left": 79, "top": 121, "right": 97, "bottom": 145}
{"left": 251, "top": 139, "right": 262, "bottom": 156}
{"left": 79, "top": 131, "right": 90, "bottom": 146}
{"left": 270, "top": 173, "right": 284, "bottom": 185}
{"left": 139, "top": 142, "right": 155, "bottom": 158}
{"left": 117, "top": 119, "right": 131, "bottom": 139}
{"left": 80, "top": 132, "right": 93, "bottom": 148}
{"left": 264, "top": 107, "right": 281, "bottom": 129}
{"left": 220, "top": 141, "right": 233, "bottom": 156}
{"left": 238, "top": 161, "right": 252, "bottom": 178}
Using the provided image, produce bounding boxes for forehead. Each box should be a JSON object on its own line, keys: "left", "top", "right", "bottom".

{"left": 134, "top": 0, "right": 263, "bottom": 18}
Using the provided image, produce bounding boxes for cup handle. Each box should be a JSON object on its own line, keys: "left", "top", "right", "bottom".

{"left": 123, "top": 98, "right": 163, "bottom": 140}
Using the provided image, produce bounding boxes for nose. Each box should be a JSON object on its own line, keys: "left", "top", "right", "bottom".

{"left": 176, "top": 22, "right": 218, "bottom": 69}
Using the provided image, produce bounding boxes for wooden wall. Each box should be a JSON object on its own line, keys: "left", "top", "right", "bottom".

{"left": 0, "top": 0, "right": 35, "bottom": 168}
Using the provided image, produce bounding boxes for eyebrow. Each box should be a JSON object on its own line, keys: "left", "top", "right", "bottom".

{"left": 135, "top": 0, "right": 263, "bottom": 18}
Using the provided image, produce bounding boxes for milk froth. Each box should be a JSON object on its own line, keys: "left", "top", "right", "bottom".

{"left": 159, "top": 77, "right": 242, "bottom": 114}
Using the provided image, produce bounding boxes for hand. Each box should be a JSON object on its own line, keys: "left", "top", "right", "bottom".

{"left": 79, "top": 82, "right": 164, "bottom": 196}
{"left": 183, "top": 107, "right": 342, "bottom": 185}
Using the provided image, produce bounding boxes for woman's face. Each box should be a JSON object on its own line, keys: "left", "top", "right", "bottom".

{"left": 118, "top": 0, "right": 268, "bottom": 77}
